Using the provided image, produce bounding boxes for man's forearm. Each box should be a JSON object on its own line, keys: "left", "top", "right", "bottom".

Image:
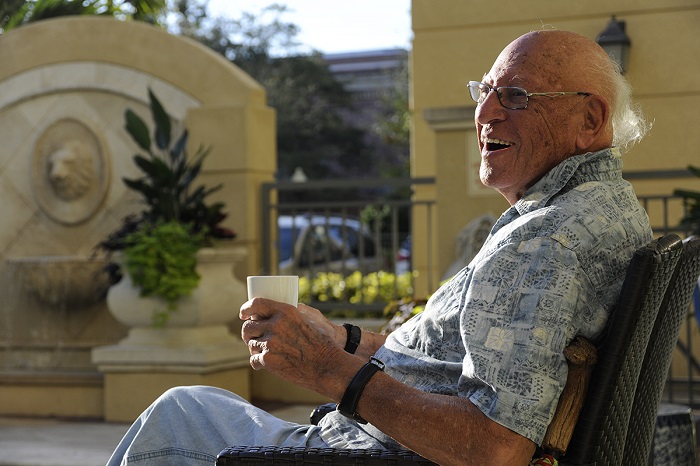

{"left": 311, "top": 351, "right": 534, "bottom": 466}
{"left": 353, "top": 370, "right": 535, "bottom": 466}
{"left": 354, "top": 329, "right": 387, "bottom": 358}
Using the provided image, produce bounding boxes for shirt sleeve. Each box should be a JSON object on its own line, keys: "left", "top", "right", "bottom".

{"left": 459, "top": 235, "right": 603, "bottom": 444}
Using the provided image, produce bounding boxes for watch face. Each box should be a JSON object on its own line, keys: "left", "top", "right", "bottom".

{"left": 369, "top": 356, "right": 385, "bottom": 370}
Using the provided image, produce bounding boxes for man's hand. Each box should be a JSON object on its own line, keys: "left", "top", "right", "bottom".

{"left": 240, "top": 298, "right": 349, "bottom": 393}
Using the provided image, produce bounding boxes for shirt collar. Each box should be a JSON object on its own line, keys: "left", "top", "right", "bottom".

{"left": 513, "top": 147, "right": 623, "bottom": 216}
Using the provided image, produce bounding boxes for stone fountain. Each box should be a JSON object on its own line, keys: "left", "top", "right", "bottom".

{"left": 0, "top": 256, "right": 127, "bottom": 418}
{"left": 0, "top": 16, "right": 277, "bottom": 420}
{"left": 3, "top": 256, "right": 118, "bottom": 363}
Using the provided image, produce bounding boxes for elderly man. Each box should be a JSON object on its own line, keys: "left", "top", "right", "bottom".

{"left": 108, "top": 30, "right": 652, "bottom": 466}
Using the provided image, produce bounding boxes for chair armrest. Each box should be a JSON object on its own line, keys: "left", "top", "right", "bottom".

{"left": 540, "top": 336, "right": 598, "bottom": 457}
{"left": 217, "top": 446, "right": 436, "bottom": 465}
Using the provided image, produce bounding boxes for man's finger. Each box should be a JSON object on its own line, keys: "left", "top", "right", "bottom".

{"left": 241, "top": 318, "right": 263, "bottom": 342}
{"left": 239, "top": 297, "right": 268, "bottom": 321}
{"left": 249, "top": 353, "right": 264, "bottom": 370}
{"left": 240, "top": 297, "right": 288, "bottom": 321}
{"left": 247, "top": 338, "right": 266, "bottom": 358}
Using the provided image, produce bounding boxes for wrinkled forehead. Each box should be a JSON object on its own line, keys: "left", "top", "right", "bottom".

{"left": 484, "top": 31, "right": 585, "bottom": 89}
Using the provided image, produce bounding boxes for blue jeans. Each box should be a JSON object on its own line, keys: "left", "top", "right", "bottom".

{"left": 107, "top": 386, "right": 328, "bottom": 465}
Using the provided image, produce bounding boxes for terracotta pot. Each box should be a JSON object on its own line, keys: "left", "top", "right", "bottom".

{"left": 106, "top": 247, "right": 247, "bottom": 328}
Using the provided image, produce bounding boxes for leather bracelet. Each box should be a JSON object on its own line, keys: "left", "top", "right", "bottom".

{"left": 336, "top": 356, "right": 385, "bottom": 424}
{"left": 342, "top": 323, "right": 361, "bottom": 354}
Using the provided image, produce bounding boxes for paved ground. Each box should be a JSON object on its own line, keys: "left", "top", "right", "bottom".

{"left": 0, "top": 404, "right": 316, "bottom": 466}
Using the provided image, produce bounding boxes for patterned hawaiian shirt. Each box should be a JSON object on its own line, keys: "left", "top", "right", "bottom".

{"left": 320, "top": 147, "right": 653, "bottom": 448}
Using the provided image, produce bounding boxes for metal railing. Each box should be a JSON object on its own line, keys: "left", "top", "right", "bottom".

{"left": 641, "top": 195, "right": 700, "bottom": 407}
{"left": 260, "top": 177, "right": 435, "bottom": 315}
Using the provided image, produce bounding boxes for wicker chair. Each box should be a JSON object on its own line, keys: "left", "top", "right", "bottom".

{"left": 217, "top": 234, "right": 684, "bottom": 465}
{"left": 560, "top": 233, "right": 684, "bottom": 464}
{"left": 622, "top": 236, "right": 700, "bottom": 466}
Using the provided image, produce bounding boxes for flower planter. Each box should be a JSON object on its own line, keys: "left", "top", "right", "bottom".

{"left": 106, "top": 247, "right": 247, "bottom": 328}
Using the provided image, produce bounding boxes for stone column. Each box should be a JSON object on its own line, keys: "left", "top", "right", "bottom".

{"left": 93, "top": 326, "right": 251, "bottom": 422}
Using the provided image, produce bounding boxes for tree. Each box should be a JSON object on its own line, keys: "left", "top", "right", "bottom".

{"left": 258, "top": 53, "right": 377, "bottom": 180}
{"left": 1, "top": 0, "right": 168, "bottom": 33}
{"left": 171, "top": 2, "right": 304, "bottom": 61}
{"left": 1, "top": 0, "right": 26, "bottom": 31}
{"left": 373, "top": 55, "right": 411, "bottom": 178}
{"left": 175, "top": 2, "right": 375, "bottom": 181}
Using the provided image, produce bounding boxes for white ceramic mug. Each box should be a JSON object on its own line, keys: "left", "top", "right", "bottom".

{"left": 246, "top": 275, "right": 299, "bottom": 306}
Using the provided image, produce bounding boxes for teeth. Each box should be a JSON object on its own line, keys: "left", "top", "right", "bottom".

{"left": 483, "top": 137, "right": 513, "bottom": 146}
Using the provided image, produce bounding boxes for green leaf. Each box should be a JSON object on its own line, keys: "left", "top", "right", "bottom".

{"left": 149, "top": 88, "right": 171, "bottom": 151}
{"left": 182, "top": 161, "right": 202, "bottom": 186}
{"left": 133, "top": 154, "right": 172, "bottom": 182}
{"left": 170, "top": 130, "right": 188, "bottom": 163}
{"left": 198, "top": 184, "right": 223, "bottom": 201}
{"left": 125, "top": 110, "right": 151, "bottom": 152}
{"left": 123, "top": 178, "right": 158, "bottom": 202}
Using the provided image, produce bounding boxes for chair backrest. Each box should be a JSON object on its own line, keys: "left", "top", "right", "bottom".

{"left": 562, "top": 233, "right": 684, "bottom": 465}
{"left": 623, "top": 236, "right": 700, "bottom": 465}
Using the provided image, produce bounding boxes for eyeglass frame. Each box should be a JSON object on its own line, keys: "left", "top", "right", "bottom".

{"left": 468, "top": 81, "right": 591, "bottom": 110}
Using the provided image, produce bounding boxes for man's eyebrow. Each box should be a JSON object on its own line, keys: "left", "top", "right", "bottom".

{"left": 480, "top": 74, "right": 527, "bottom": 87}
{"left": 510, "top": 75, "right": 526, "bottom": 86}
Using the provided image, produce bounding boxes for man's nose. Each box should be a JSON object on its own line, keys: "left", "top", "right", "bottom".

{"left": 475, "top": 90, "right": 506, "bottom": 124}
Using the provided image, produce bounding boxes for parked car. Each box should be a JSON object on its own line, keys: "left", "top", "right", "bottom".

{"left": 277, "top": 215, "right": 380, "bottom": 276}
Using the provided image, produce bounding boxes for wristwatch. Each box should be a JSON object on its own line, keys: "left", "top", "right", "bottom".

{"left": 343, "top": 323, "right": 361, "bottom": 354}
{"left": 337, "top": 356, "right": 385, "bottom": 424}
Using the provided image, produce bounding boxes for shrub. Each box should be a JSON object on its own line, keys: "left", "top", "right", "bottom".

{"left": 299, "top": 270, "right": 415, "bottom": 305}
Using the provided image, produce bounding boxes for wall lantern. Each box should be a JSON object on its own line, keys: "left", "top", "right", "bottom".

{"left": 596, "top": 16, "right": 631, "bottom": 74}
{"left": 290, "top": 166, "right": 308, "bottom": 183}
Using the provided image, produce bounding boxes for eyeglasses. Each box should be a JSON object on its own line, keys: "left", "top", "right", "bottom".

{"left": 468, "top": 81, "right": 591, "bottom": 110}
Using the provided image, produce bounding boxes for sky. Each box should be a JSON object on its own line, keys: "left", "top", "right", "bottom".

{"left": 206, "top": 0, "right": 413, "bottom": 54}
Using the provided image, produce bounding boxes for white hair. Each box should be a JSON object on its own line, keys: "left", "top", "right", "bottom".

{"left": 592, "top": 57, "right": 651, "bottom": 150}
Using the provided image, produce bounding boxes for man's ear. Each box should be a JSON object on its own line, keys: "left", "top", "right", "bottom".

{"left": 575, "top": 95, "right": 612, "bottom": 151}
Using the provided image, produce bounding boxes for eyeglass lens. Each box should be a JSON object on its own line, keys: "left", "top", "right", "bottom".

{"left": 469, "top": 82, "right": 528, "bottom": 109}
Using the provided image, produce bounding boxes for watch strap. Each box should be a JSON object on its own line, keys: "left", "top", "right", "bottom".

{"left": 342, "top": 323, "right": 361, "bottom": 354}
{"left": 337, "top": 356, "right": 385, "bottom": 424}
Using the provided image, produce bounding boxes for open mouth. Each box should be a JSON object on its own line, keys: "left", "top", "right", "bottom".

{"left": 483, "top": 137, "right": 513, "bottom": 152}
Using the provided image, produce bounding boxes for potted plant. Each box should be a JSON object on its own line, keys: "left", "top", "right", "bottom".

{"left": 100, "top": 89, "right": 240, "bottom": 327}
